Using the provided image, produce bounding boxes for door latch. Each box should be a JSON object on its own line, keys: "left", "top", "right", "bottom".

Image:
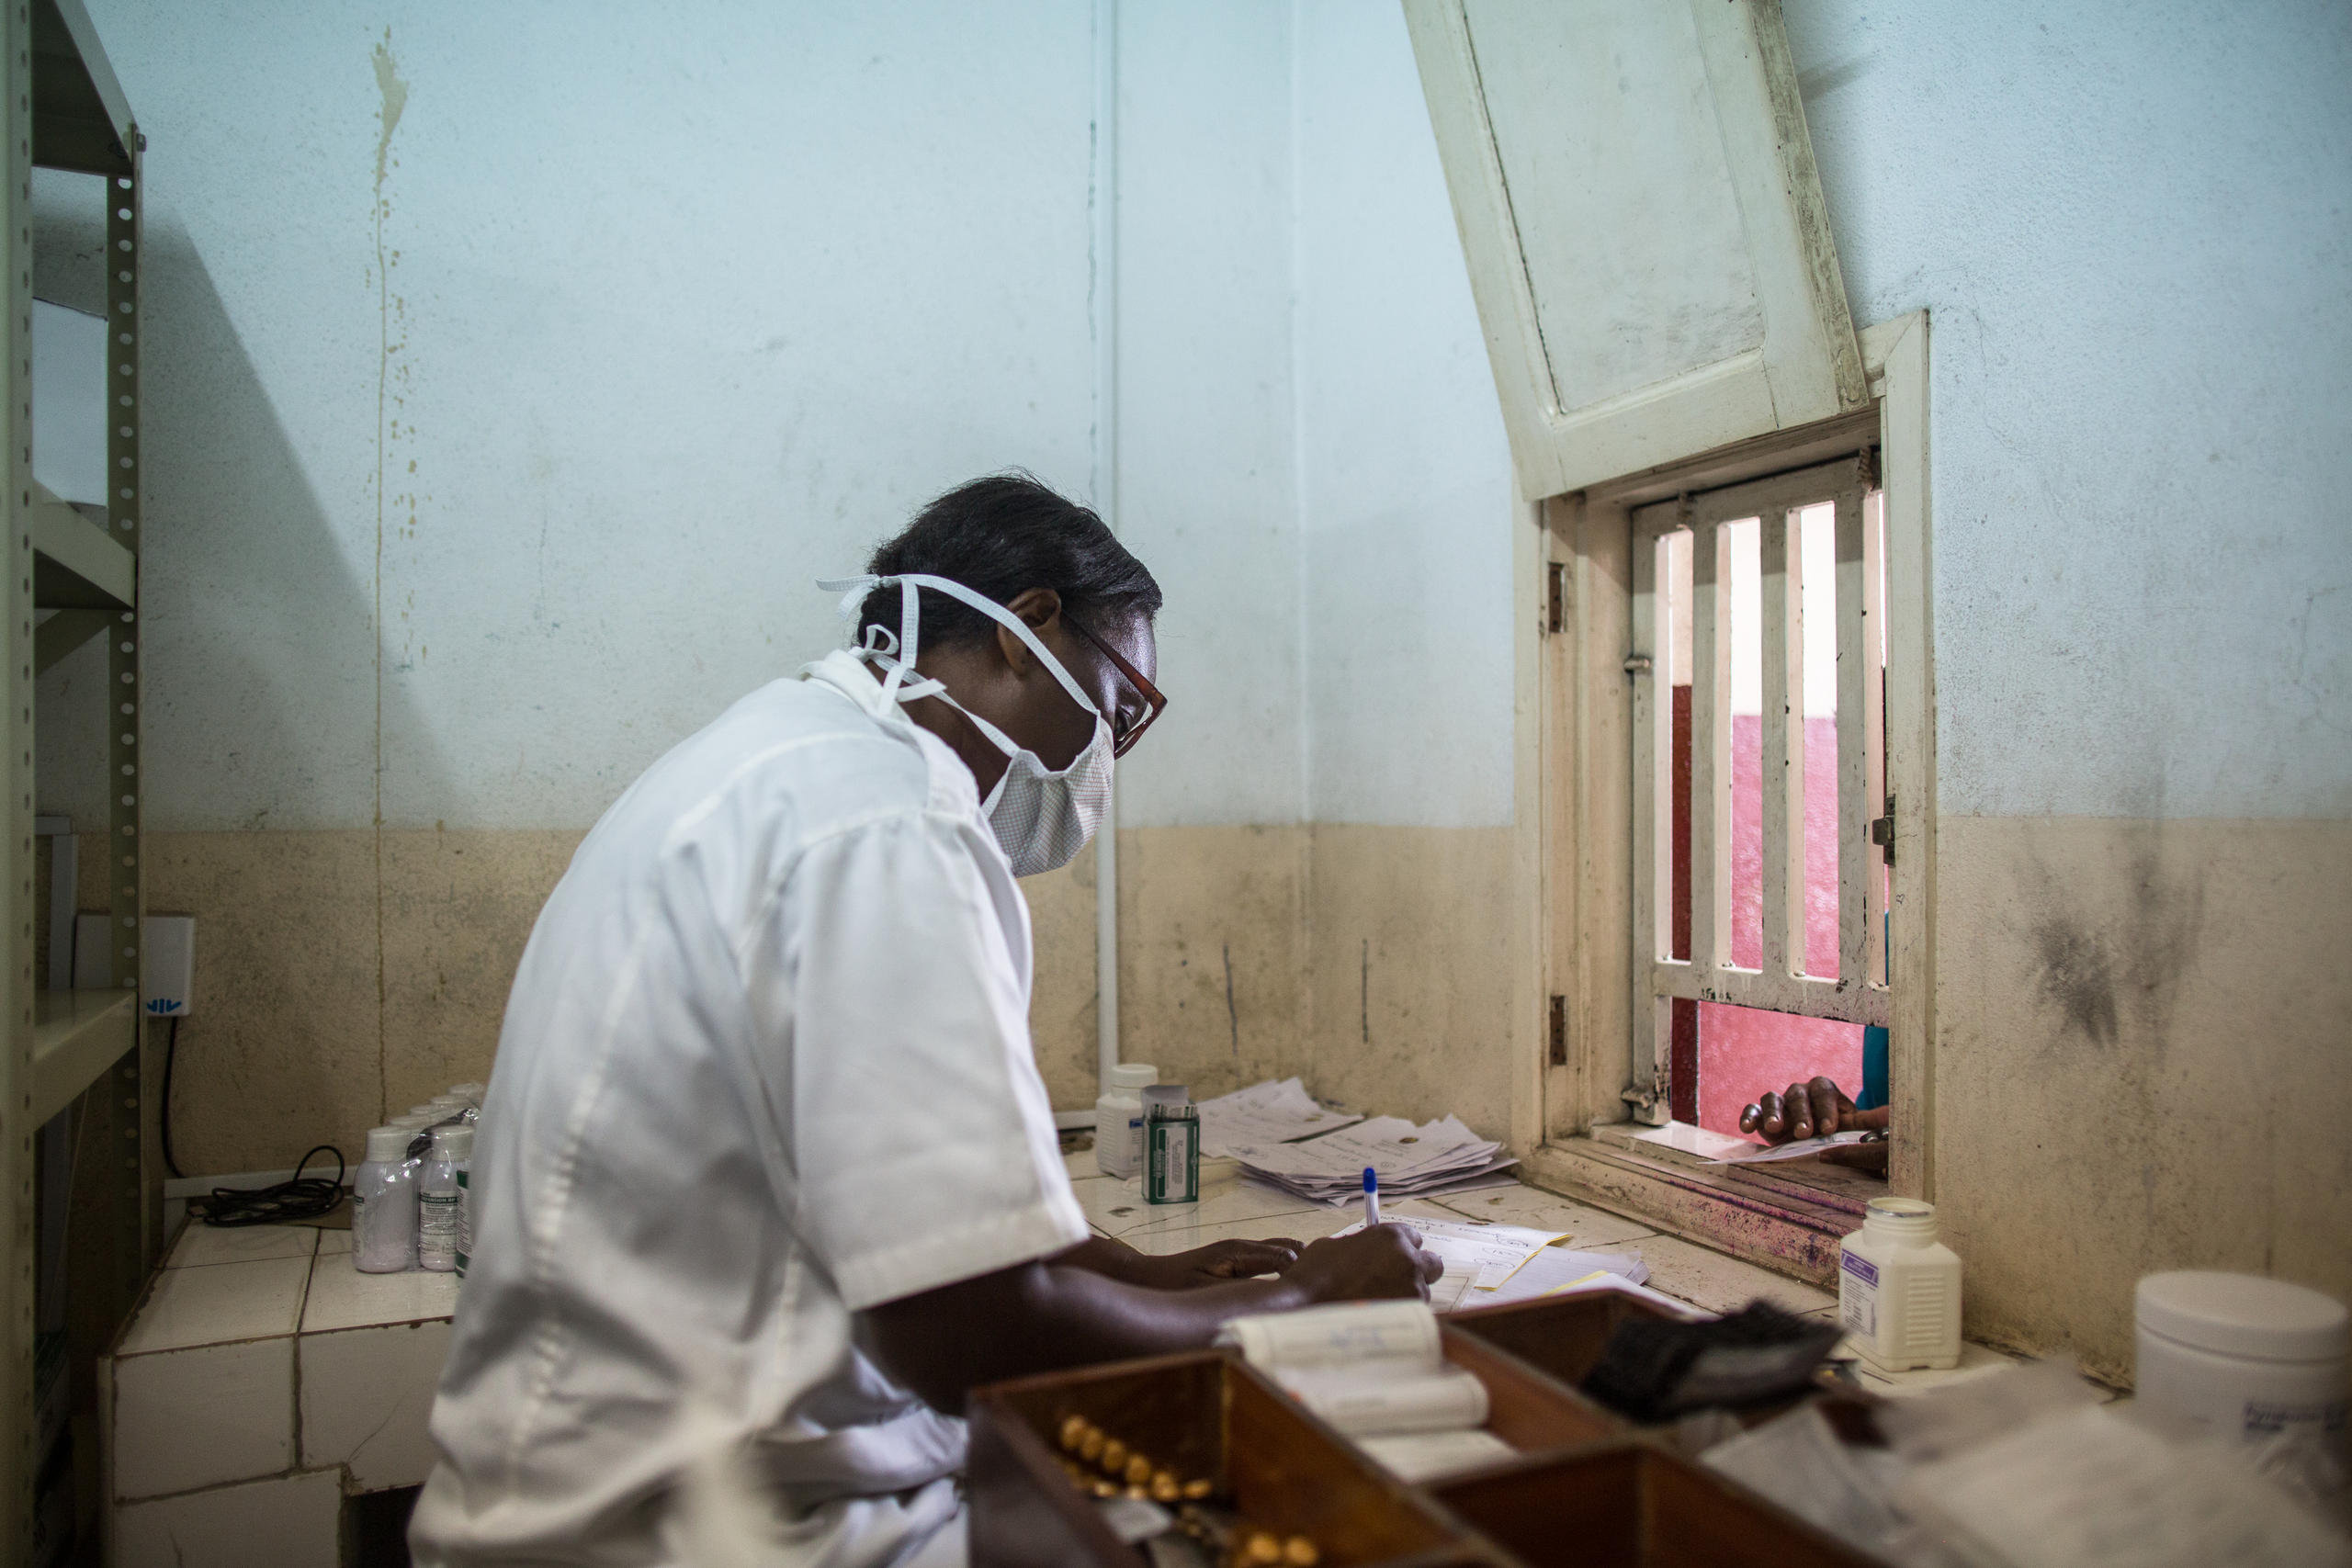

{"left": 1868, "top": 794, "right": 1895, "bottom": 865}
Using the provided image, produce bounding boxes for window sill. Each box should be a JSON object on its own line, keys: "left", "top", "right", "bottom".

{"left": 1520, "top": 1123, "right": 1884, "bottom": 1289}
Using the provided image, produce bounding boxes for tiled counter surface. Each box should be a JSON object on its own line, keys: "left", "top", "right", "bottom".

{"left": 100, "top": 1222, "right": 459, "bottom": 1567}
{"left": 100, "top": 1151, "right": 2026, "bottom": 1566}
{"left": 1066, "top": 1149, "right": 2028, "bottom": 1399}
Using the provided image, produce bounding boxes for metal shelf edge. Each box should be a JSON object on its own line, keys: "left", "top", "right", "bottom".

{"left": 31, "top": 987, "right": 137, "bottom": 1126}
{"left": 31, "top": 490, "right": 133, "bottom": 609}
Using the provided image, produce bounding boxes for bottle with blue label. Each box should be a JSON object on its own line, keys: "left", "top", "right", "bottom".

{"left": 1838, "top": 1196, "right": 1962, "bottom": 1371}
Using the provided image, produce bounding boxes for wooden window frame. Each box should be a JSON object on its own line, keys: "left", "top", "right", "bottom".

{"left": 1505, "top": 313, "right": 1932, "bottom": 1286}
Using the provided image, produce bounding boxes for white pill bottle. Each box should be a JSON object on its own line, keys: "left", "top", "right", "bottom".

{"left": 1838, "top": 1196, "right": 1962, "bottom": 1371}
{"left": 352, "top": 1124, "right": 420, "bottom": 1274}
{"left": 1093, "top": 1062, "right": 1158, "bottom": 1179}
{"left": 2135, "top": 1271, "right": 2346, "bottom": 1468}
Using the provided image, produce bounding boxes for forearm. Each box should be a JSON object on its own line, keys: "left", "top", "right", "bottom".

{"left": 1052, "top": 1235, "right": 1165, "bottom": 1287}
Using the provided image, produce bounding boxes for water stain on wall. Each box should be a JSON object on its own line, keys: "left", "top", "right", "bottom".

{"left": 2025, "top": 837, "right": 2205, "bottom": 1051}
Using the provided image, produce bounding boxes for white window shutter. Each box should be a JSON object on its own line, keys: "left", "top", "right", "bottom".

{"left": 1406, "top": 0, "right": 1865, "bottom": 500}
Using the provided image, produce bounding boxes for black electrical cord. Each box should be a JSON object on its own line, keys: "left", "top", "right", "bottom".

{"left": 190, "top": 1144, "right": 347, "bottom": 1228}
{"left": 161, "top": 1013, "right": 183, "bottom": 1179}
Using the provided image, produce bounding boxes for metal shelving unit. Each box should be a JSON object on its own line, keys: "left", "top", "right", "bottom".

{"left": 4, "top": 1, "right": 146, "bottom": 1559}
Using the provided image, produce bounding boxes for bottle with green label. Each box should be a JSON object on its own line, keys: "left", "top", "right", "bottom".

{"left": 1145, "top": 1095, "right": 1199, "bottom": 1205}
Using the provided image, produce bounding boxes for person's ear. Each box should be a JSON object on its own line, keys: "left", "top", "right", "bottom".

{"left": 993, "top": 588, "right": 1062, "bottom": 675}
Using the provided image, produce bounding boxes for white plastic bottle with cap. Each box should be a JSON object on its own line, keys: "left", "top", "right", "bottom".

{"left": 1838, "top": 1196, "right": 1962, "bottom": 1371}
{"left": 352, "top": 1125, "right": 420, "bottom": 1273}
{"left": 1094, "top": 1063, "right": 1159, "bottom": 1179}
{"left": 2136, "top": 1271, "right": 2347, "bottom": 1464}
{"left": 416, "top": 1124, "right": 466, "bottom": 1272}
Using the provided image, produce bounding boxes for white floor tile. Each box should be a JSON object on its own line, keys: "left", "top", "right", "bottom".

{"left": 1062, "top": 1145, "right": 1111, "bottom": 1184}
{"left": 116, "top": 1258, "right": 312, "bottom": 1355}
{"left": 1428, "top": 1184, "right": 1660, "bottom": 1249}
{"left": 301, "top": 1256, "right": 461, "bottom": 1333}
{"left": 1623, "top": 1234, "right": 1837, "bottom": 1316}
{"left": 109, "top": 1337, "right": 294, "bottom": 1501}
{"left": 1072, "top": 1173, "right": 1160, "bottom": 1236}
{"left": 315, "top": 1226, "right": 354, "bottom": 1257}
{"left": 112, "top": 1468, "right": 343, "bottom": 1568}
{"left": 164, "top": 1223, "right": 319, "bottom": 1269}
{"left": 301, "top": 1318, "right": 454, "bottom": 1490}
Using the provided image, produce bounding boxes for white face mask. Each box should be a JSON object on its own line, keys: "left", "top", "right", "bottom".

{"left": 817, "top": 572, "right": 1114, "bottom": 876}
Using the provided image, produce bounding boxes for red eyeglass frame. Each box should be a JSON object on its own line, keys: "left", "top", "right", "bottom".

{"left": 1064, "top": 618, "right": 1167, "bottom": 758}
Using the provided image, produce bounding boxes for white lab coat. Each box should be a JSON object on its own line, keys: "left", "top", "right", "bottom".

{"left": 410, "top": 650, "right": 1088, "bottom": 1568}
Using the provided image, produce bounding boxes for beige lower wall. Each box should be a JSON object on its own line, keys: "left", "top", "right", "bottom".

{"left": 1933, "top": 815, "right": 2352, "bottom": 1381}
{"left": 148, "top": 822, "right": 1520, "bottom": 1174}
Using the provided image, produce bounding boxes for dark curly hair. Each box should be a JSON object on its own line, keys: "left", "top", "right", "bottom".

{"left": 857, "top": 473, "right": 1163, "bottom": 651}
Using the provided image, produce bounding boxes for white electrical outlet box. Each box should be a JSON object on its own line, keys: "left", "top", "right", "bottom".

{"left": 71, "top": 912, "right": 193, "bottom": 1015}
{"left": 144, "top": 916, "right": 194, "bottom": 1017}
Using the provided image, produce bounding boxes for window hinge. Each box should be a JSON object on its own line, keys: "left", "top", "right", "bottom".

{"left": 1548, "top": 995, "right": 1566, "bottom": 1066}
{"left": 1545, "top": 561, "right": 1565, "bottom": 635}
{"left": 1623, "top": 653, "right": 1654, "bottom": 676}
{"left": 1869, "top": 793, "right": 1896, "bottom": 865}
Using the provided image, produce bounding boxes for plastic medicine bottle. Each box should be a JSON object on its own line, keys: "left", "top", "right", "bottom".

{"left": 417, "top": 1124, "right": 466, "bottom": 1272}
{"left": 1145, "top": 1091, "right": 1199, "bottom": 1206}
{"left": 353, "top": 1124, "right": 421, "bottom": 1274}
{"left": 1838, "top": 1196, "right": 1962, "bottom": 1371}
{"left": 1094, "top": 1063, "right": 1159, "bottom": 1179}
{"left": 435, "top": 1122, "right": 477, "bottom": 1279}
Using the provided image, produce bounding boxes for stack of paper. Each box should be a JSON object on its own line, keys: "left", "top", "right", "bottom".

{"left": 1194, "top": 1077, "right": 1363, "bottom": 1158}
{"left": 1225, "top": 1114, "right": 1516, "bottom": 1206}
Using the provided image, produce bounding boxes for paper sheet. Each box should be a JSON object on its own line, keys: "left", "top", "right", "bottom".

{"left": 1193, "top": 1078, "right": 1363, "bottom": 1157}
{"left": 1700, "top": 1129, "right": 1871, "bottom": 1164}
{"left": 1356, "top": 1428, "right": 1518, "bottom": 1483}
{"left": 1631, "top": 1122, "right": 1761, "bottom": 1160}
{"left": 1329, "top": 1215, "right": 1567, "bottom": 1289}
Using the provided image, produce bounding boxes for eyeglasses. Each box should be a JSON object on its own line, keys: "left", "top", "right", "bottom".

{"left": 1065, "top": 618, "right": 1167, "bottom": 759}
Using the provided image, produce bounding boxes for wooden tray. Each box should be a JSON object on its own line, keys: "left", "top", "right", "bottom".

{"left": 1429, "top": 1441, "right": 1883, "bottom": 1568}
{"left": 1447, "top": 1290, "right": 1686, "bottom": 1392}
{"left": 1432, "top": 1324, "right": 1625, "bottom": 1461}
{"left": 968, "top": 1348, "right": 1475, "bottom": 1568}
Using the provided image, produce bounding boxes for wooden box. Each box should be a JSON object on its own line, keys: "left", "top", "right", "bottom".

{"left": 1447, "top": 1291, "right": 1685, "bottom": 1393}
{"left": 968, "top": 1348, "right": 1476, "bottom": 1568}
{"left": 1429, "top": 1442, "right": 1883, "bottom": 1568}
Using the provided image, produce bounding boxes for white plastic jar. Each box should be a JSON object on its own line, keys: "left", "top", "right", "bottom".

{"left": 1838, "top": 1196, "right": 1962, "bottom": 1371}
{"left": 1093, "top": 1062, "right": 1158, "bottom": 1179}
{"left": 2136, "top": 1271, "right": 2347, "bottom": 1459}
{"left": 352, "top": 1125, "right": 420, "bottom": 1274}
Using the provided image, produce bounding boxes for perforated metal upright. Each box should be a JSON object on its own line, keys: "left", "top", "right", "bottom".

{"left": 0, "top": 1, "right": 37, "bottom": 1551}
{"left": 3, "top": 0, "right": 143, "bottom": 1554}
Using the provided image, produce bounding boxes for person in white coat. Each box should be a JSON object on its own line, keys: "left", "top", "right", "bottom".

{"left": 410, "top": 475, "right": 1439, "bottom": 1568}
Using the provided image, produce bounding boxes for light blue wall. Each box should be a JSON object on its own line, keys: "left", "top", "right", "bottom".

{"left": 1787, "top": 0, "right": 2352, "bottom": 821}
{"left": 50, "top": 1, "right": 1521, "bottom": 837}
{"left": 72, "top": 2, "right": 1102, "bottom": 832}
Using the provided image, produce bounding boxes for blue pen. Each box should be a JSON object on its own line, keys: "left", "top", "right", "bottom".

{"left": 1363, "top": 1167, "right": 1381, "bottom": 1228}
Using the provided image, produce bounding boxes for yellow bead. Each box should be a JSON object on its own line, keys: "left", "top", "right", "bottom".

{"left": 1246, "top": 1531, "right": 1283, "bottom": 1566}
{"left": 1283, "top": 1538, "right": 1319, "bottom": 1567}
{"left": 1182, "top": 1478, "right": 1215, "bottom": 1500}
{"left": 1100, "top": 1438, "right": 1127, "bottom": 1473}
{"left": 1059, "top": 1415, "right": 1088, "bottom": 1452}
{"left": 1080, "top": 1430, "right": 1105, "bottom": 1463}
{"left": 1125, "top": 1454, "right": 1153, "bottom": 1486}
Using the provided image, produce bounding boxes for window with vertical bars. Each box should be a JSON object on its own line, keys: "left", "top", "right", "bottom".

{"left": 1630, "top": 452, "right": 1889, "bottom": 1134}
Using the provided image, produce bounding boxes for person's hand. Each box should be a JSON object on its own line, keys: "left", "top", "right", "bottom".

{"left": 1739, "top": 1076, "right": 1883, "bottom": 1143}
{"left": 1148, "top": 1237, "right": 1302, "bottom": 1288}
{"left": 1283, "top": 1224, "right": 1444, "bottom": 1303}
